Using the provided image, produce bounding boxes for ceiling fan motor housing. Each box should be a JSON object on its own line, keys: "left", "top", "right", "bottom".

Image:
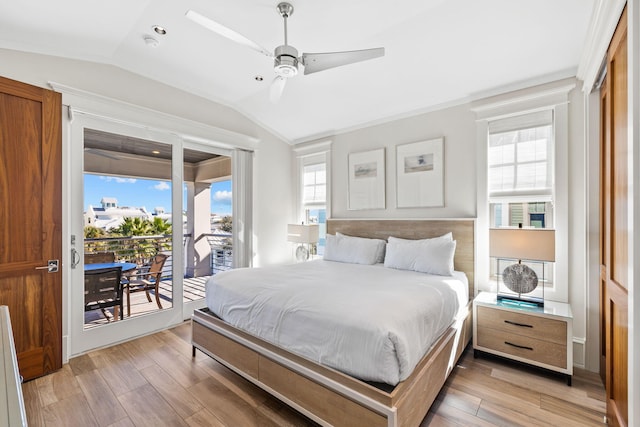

{"left": 274, "top": 44, "right": 299, "bottom": 77}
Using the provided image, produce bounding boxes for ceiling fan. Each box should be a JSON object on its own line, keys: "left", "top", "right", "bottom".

{"left": 186, "top": 2, "right": 385, "bottom": 103}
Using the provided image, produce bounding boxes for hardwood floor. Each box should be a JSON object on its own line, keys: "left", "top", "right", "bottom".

{"left": 23, "top": 322, "right": 606, "bottom": 426}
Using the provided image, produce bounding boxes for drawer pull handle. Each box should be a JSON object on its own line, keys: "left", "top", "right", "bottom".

{"left": 505, "top": 341, "right": 533, "bottom": 351}
{"left": 504, "top": 320, "right": 533, "bottom": 328}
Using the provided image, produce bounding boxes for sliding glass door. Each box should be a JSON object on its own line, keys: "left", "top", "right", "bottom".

{"left": 69, "top": 112, "right": 236, "bottom": 356}
{"left": 69, "top": 115, "right": 185, "bottom": 355}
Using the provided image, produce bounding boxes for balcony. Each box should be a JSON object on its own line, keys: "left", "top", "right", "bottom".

{"left": 84, "top": 233, "right": 232, "bottom": 327}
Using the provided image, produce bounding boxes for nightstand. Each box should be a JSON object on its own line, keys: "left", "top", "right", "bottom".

{"left": 473, "top": 291, "right": 573, "bottom": 385}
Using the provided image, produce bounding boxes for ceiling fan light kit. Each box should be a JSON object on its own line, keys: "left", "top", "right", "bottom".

{"left": 186, "top": 1, "right": 385, "bottom": 102}
{"left": 274, "top": 45, "right": 299, "bottom": 77}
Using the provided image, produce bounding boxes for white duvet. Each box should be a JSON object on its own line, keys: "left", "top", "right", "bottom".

{"left": 205, "top": 260, "right": 468, "bottom": 385}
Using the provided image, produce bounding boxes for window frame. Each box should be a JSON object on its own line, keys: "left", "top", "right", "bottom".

{"left": 488, "top": 114, "right": 557, "bottom": 292}
{"left": 473, "top": 80, "right": 574, "bottom": 303}
{"left": 293, "top": 141, "right": 332, "bottom": 255}
{"left": 302, "top": 161, "right": 327, "bottom": 209}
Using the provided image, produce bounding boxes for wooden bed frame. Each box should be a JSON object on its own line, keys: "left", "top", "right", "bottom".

{"left": 192, "top": 219, "right": 475, "bottom": 427}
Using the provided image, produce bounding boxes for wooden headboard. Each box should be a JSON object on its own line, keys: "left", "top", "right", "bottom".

{"left": 327, "top": 219, "right": 475, "bottom": 299}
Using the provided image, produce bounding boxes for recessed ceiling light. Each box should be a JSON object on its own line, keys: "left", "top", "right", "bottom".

{"left": 152, "top": 150, "right": 160, "bottom": 154}
{"left": 255, "top": 75, "right": 264, "bottom": 81}
{"left": 152, "top": 25, "right": 167, "bottom": 35}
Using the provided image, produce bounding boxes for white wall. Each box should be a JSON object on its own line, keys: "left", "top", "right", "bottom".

{"left": 0, "top": 48, "right": 293, "bottom": 267}
{"left": 328, "top": 103, "right": 477, "bottom": 219}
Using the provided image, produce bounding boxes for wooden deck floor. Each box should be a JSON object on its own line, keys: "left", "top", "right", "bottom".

{"left": 24, "top": 322, "right": 606, "bottom": 427}
{"left": 84, "top": 276, "right": 209, "bottom": 327}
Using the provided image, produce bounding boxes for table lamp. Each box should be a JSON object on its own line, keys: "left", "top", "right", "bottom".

{"left": 287, "top": 223, "right": 319, "bottom": 261}
{"left": 489, "top": 227, "right": 555, "bottom": 306}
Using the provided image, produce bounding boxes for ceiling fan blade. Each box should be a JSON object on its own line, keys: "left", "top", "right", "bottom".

{"left": 185, "top": 10, "right": 273, "bottom": 57}
{"left": 269, "top": 76, "right": 287, "bottom": 103}
{"left": 301, "top": 47, "right": 384, "bottom": 75}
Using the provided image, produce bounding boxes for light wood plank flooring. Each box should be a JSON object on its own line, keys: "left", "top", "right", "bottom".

{"left": 23, "top": 322, "right": 606, "bottom": 426}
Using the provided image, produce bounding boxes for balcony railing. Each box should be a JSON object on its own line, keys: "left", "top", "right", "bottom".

{"left": 183, "top": 232, "right": 233, "bottom": 275}
{"left": 84, "top": 233, "right": 233, "bottom": 277}
{"left": 204, "top": 233, "right": 233, "bottom": 274}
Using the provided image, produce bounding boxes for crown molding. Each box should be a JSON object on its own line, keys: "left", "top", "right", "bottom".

{"left": 577, "top": 0, "right": 626, "bottom": 92}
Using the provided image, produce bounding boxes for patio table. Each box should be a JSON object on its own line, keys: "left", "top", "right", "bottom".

{"left": 84, "top": 262, "right": 137, "bottom": 272}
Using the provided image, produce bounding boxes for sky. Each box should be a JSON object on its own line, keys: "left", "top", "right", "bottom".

{"left": 84, "top": 174, "right": 232, "bottom": 216}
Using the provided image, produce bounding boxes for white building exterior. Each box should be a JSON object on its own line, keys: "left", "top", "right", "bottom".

{"left": 84, "top": 197, "right": 162, "bottom": 230}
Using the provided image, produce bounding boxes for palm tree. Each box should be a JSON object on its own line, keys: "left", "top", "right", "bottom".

{"left": 151, "top": 217, "right": 172, "bottom": 235}
{"left": 84, "top": 225, "right": 106, "bottom": 239}
{"left": 84, "top": 225, "right": 108, "bottom": 253}
{"left": 111, "top": 217, "right": 155, "bottom": 263}
{"left": 111, "top": 217, "right": 153, "bottom": 236}
{"left": 150, "top": 217, "right": 172, "bottom": 255}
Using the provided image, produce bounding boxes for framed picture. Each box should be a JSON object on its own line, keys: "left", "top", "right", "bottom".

{"left": 396, "top": 138, "right": 444, "bottom": 208}
{"left": 348, "top": 148, "right": 385, "bottom": 210}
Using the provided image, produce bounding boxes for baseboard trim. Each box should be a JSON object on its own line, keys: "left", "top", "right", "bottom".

{"left": 572, "top": 337, "right": 586, "bottom": 369}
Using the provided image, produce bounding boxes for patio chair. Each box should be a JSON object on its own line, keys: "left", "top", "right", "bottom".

{"left": 85, "top": 251, "right": 116, "bottom": 264}
{"left": 84, "top": 266, "right": 124, "bottom": 321}
{"left": 123, "top": 253, "right": 169, "bottom": 316}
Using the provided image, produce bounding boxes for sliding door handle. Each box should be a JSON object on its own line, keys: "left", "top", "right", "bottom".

{"left": 71, "top": 248, "right": 80, "bottom": 269}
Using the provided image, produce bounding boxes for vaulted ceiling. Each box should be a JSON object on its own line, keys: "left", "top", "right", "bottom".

{"left": 0, "top": 0, "right": 596, "bottom": 143}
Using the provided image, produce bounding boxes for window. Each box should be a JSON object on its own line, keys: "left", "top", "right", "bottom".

{"left": 303, "top": 163, "right": 326, "bottom": 206}
{"left": 302, "top": 162, "right": 327, "bottom": 255}
{"left": 474, "top": 80, "right": 571, "bottom": 303}
{"left": 488, "top": 110, "right": 553, "bottom": 201}
{"left": 294, "top": 143, "right": 330, "bottom": 258}
{"left": 488, "top": 110, "right": 555, "bottom": 287}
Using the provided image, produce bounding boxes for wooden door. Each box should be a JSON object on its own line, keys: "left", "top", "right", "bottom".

{"left": 600, "top": 7, "right": 628, "bottom": 427}
{"left": 0, "top": 76, "right": 62, "bottom": 380}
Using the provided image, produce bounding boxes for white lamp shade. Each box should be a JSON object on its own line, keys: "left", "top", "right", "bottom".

{"left": 287, "top": 224, "right": 319, "bottom": 244}
{"left": 490, "top": 228, "right": 555, "bottom": 262}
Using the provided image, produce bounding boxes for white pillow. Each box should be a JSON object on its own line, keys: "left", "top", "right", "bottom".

{"left": 384, "top": 234, "right": 456, "bottom": 276}
{"left": 336, "top": 232, "right": 386, "bottom": 263}
{"left": 413, "top": 239, "right": 456, "bottom": 276}
{"left": 324, "top": 233, "right": 386, "bottom": 265}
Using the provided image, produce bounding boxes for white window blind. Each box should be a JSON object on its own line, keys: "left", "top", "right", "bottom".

{"left": 488, "top": 110, "right": 553, "bottom": 201}
{"left": 303, "top": 162, "right": 326, "bottom": 206}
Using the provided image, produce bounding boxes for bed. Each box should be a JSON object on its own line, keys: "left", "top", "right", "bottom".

{"left": 192, "top": 219, "right": 475, "bottom": 427}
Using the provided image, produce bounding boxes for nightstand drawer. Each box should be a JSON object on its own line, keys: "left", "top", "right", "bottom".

{"left": 477, "top": 327, "right": 567, "bottom": 369}
{"left": 477, "top": 306, "right": 566, "bottom": 345}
